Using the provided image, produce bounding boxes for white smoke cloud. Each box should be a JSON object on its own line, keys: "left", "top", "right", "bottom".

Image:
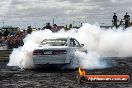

{"left": 7, "top": 23, "right": 132, "bottom": 69}
{"left": 75, "top": 51, "right": 107, "bottom": 69}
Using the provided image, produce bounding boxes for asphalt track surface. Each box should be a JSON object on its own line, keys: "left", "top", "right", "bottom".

{"left": 0, "top": 58, "right": 132, "bottom": 88}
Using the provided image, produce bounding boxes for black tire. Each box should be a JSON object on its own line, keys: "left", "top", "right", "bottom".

{"left": 79, "top": 76, "right": 85, "bottom": 84}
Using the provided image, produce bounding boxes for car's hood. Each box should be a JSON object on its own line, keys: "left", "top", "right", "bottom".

{"left": 35, "top": 45, "right": 69, "bottom": 50}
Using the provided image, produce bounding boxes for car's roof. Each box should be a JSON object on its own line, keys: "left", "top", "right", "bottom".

{"left": 46, "top": 37, "right": 71, "bottom": 40}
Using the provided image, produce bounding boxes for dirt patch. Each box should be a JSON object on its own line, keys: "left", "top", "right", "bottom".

{"left": 0, "top": 58, "right": 132, "bottom": 88}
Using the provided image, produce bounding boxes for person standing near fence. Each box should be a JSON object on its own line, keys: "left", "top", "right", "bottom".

{"left": 124, "top": 12, "right": 130, "bottom": 28}
{"left": 27, "top": 26, "right": 32, "bottom": 34}
{"left": 112, "top": 13, "right": 118, "bottom": 28}
{"left": 3, "top": 29, "right": 10, "bottom": 38}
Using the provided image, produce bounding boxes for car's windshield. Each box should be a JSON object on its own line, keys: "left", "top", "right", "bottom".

{"left": 41, "top": 38, "right": 67, "bottom": 46}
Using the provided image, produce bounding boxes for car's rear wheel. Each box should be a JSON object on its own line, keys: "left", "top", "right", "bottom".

{"left": 53, "top": 64, "right": 65, "bottom": 70}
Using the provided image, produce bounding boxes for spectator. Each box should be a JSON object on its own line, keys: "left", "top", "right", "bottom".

{"left": 65, "top": 25, "right": 68, "bottom": 31}
{"left": 52, "top": 24, "right": 58, "bottom": 32}
{"left": 112, "top": 13, "right": 118, "bottom": 28}
{"left": 124, "top": 12, "right": 130, "bottom": 28}
{"left": 69, "top": 24, "right": 72, "bottom": 29}
{"left": 27, "top": 26, "right": 32, "bottom": 34}
{"left": 119, "top": 19, "right": 124, "bottom": 28}
{"left": 3, "top": 29, "right": 10, "bottom": 38}
{"left": 0, "top": 28, "right": 26, "bottom": 49}
{"left": 119, "top": 19, "right": 123, "bottom": 25}
{"left": 22, "top": 29, "right": 27, "bottom": 38}
{"left": 4, "top": 30, "right": 24, "bottom": 49}
{"left": 80, "top": 23, "right": 83, "bottom": 27}
{"left": 0, "top": 30, "right": 2, "bottom": 37}
{"left": 7, "top": 36, "right": 13, "bottom": 49}
{"left": 45, "top": 23, "right": 52, "bottom": 30}
{"left": 8, "top": 29, "right": 16, "bottom": 36}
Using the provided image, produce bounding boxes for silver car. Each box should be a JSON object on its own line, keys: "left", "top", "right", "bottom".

{"left": 32, "top": 37, "right": 86, "bottom": 68}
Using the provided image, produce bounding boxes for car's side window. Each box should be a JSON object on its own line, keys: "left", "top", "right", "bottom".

{"left": 69, "top": 38, "right": 80, "bottom": 47}
{"left": 69, "top": 38, "right": 74, "bottom": 47}
{"left": 73, "top": 39, "right": 80, "bottom": 47}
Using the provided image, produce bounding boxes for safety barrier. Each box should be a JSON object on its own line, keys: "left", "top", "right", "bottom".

{"left": 0, "top": 50, "right": 12, "bottom": 62}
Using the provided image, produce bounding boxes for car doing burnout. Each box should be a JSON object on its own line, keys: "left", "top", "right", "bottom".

{"left": 32, "top": 37, "right": 86, "bottom": 69}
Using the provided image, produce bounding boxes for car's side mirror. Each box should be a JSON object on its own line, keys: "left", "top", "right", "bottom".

{"left": 80, "top": 44, "right": 84, "bottom": 47}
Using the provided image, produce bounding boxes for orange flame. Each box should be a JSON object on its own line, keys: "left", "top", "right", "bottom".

{"left": 78, "top": 67, "right": 86, "bottom": 76}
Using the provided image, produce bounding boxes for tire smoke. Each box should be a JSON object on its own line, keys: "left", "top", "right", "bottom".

{"left": 8, "top": 23, "right": 132, "bottom": 69}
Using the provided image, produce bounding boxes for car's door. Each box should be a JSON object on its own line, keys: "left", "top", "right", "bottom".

{"left": 72, "top": 38, "right": 87, "bottom": 53}
{"left": 68, "top": 38, "right": 81, "bottom": 59}
{"left": 68, "top": 38, "right": 81, "bottom": 67}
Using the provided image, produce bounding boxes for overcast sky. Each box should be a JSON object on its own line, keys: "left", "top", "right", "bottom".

{"left": 0, "top": 0, "right": 132, "bottom": 29}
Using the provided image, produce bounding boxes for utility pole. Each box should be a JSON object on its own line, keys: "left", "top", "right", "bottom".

{"left": 53, "top": 18, "right": 54, "bottom": 25}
